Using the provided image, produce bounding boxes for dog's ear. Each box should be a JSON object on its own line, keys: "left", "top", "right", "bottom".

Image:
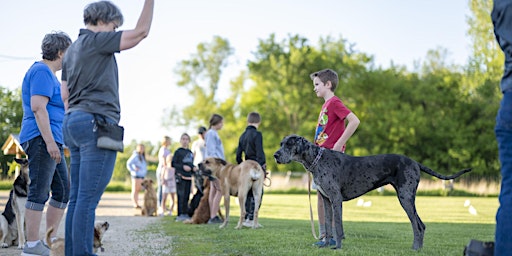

{"left": 15, "top": 158, "right": 28, "bottom": 166}
{"left": 216, "top": 158, "right": 227, "bottom": 165}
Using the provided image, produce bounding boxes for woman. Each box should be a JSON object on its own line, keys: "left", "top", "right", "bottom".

{"left": 127, "top": 144, "right": 148, "bottom": 208}
{"left": 172, "top": 133, "right": 195, "bottom": 222}
{"left": 60, "top": 1, "right": 154, "bottom": 254}
{"left": 19, "top": 32, "right": 71, "bottom": 255}
{"left": 156, "top": 136, "right": 171, "bottom": 211}
{"left": 205, "top": 114, "right": 225, "bottom": 224}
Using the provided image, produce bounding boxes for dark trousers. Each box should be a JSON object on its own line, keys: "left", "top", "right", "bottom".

{"left": 176, "top": 179, "right": 191, "bottom": 216}
{"left": 244, "top": 188, "right": 263, "bottom": 220}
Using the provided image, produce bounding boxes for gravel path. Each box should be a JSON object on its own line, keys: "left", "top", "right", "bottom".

{"left": 0, "top": 191, "right": 169, "bottom": 256}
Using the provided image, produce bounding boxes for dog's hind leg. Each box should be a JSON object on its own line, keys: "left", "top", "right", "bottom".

{"left": 252, "top": 183, "right": 263, "bottom": 229}
{"left": 0, "top": 217, "right": 8, "bottom": 248}
{"left": 235, "top": 193, "right": 246, "bottom": 230}
{"left": 396, "top": 186, "right": 425, "bottom": 250}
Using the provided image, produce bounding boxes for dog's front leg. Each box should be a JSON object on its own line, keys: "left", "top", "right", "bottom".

{"left": 16, "top": 207, "right": 25, "bottom": 249}
{"left": 321, "top": 194, "right": 334, "bottom": 249}
{"left": 219, "top": 193, "right": 230, "bottom": 229}
{"left": 332, "top": 195, "right": 344, "bottom": 250}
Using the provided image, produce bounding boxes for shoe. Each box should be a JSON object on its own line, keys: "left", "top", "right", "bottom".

{"left": 175, "top": 214, "right": 190, "bottom": 222}
{"left": 207, "top": 216, "right": 223, "bottom": 224}
{"left": 21, "top": 240, "right": 50, "bottom": 256}
{"left": 242, "top": 219, "right": 263, "bottom": 228}
{"left": 134, "top": 205, "right": 141, "bottom": 209}
{"left": 313, "top": 238, "right": 336, "bottom": 247}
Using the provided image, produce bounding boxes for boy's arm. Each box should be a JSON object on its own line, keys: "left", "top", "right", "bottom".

{"left": 255, "top": 133, "right": 266, "bottom": 167}
{"left": 235, "top": 138, "right": 243, "bottom": 164}
{"left": 333, "top": 112, "right": 360, "bottom": 152}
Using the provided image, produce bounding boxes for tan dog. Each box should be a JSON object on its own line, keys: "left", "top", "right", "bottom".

{"left": 199, "top": 158, "right": 264, "bottom": 229}
{"left": 141, "top": 179, "right": 157, "bottom": 216}
{"left": 46, "top": 220, "right": 110, "bottom": 255}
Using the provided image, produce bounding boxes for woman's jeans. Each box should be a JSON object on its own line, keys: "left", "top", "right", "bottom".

{"left": 63, "top": 111, "right": 117, "bottom": 256}
{"left": 22, "top": 136, "right": 69, "bottom": 210}
{"left": 495, "top": 91, "right": 512, "bottom": 255}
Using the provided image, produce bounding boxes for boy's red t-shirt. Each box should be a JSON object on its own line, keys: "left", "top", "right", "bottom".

{"left": 314, "top": 96, "right": 351, "bottom": 150}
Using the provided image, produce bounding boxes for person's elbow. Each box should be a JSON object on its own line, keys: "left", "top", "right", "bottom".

{"left": 120, "top": 29, "right": 150, "bottom": 50}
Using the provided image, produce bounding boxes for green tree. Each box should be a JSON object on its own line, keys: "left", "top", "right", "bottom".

{"left": 0, "top": 86, "right": 23, "bottom": 177}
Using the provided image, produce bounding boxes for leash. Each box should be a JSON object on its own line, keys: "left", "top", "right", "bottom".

{"left": 304, "top": 147, "right": 324, "bottom": 240}
{"left": 308, "top": 173, "right": 319, "bottom": 240}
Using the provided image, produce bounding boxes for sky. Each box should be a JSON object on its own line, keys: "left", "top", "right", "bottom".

{"left": 0, "top": 0, "right": 472, "bottom": 145}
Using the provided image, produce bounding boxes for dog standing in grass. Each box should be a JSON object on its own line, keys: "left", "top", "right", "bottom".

{"left": 141, "top": 179, "right": 157, "bottom": 216}
{"left": 0, "top": 158, "right": 29, "bottom": 248}
{"left": 274, "top": 135, "right": 472, "bottom": 250}
{"left": 199, "top": 158, "right": 264, "bottom": 229}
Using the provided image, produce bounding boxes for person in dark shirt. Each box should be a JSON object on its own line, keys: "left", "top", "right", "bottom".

{"left": 172, "top": 133, "right": 195, "bottom": 222}
{"left": 236, "top": 112, "right": 266, "bottom": 227}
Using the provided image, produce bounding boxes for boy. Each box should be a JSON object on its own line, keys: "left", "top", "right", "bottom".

{"left": 236, "top": 112, "right": 266, "bottom": 228}
{"left": 311, "top": 69, "right": 360, "bottom": 246}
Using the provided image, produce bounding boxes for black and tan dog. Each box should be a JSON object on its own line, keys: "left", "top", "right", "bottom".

{"left": 273, "top": 135, "right": 471, "bottom": 250}
{"left": 199, "top": 158, "right": 264, "bottom": 229}
{"left": 0, "top": 158, "right": 29, "bottom": 249}
{"left": 141, "top": 179, "right": 157, "bottom": 216}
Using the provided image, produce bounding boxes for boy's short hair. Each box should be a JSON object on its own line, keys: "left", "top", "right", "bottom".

{"left": 247, "top": 112, "right": 261, "bottom": 124}
{"left": 310, "top": 69, "right": 339, "bottom": 92}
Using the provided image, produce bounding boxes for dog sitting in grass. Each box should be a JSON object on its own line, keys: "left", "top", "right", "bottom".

{"left": 141, "top": 179, "right": 157, "bottom": 216}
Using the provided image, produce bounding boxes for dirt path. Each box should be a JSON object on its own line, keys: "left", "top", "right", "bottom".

{"left": 0, "top": 191, "right": 169, "bottom": 256}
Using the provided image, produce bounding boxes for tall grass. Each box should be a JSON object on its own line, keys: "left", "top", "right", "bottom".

{"left": 136, "top": 194, "right": 497, "bottom": 255}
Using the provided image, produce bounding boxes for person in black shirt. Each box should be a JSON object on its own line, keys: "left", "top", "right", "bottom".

{"left": 236, "top": 112, "right": 266, "bottom": 227}
{"left": 172, "top": 133, "right": 195, "bottom": 222}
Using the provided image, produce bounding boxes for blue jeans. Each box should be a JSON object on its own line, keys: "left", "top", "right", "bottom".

{"left": 495, "top": 91, "right": 512, "bottom": 255}
{"left": 63, "top": 111, "right": 117, "bottom": 256}
{"left": 22, "top": 136, "right": 69, "bottom": 210}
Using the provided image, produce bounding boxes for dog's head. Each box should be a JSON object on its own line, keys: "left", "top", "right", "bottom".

{"left": 93, "top": 220, "right": 110, "bottom": 253}
{"left": 14, "top": 158, "right": 30, "bottom": 181}
{"left": 273, "top": 135, "right": 311, "bottom": 164}
{"left": 192, "top": 167, "right": 205, "bottom": 193}
{"left": 198, "top": 158, "right": 227, "bottom": 180}
{"left": 141, "top": 178, "right": 154, "bottom": 190}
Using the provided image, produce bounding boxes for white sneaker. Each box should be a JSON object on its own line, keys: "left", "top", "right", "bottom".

{"left": 243, "top": 219, "right": 263, "bottom": 228}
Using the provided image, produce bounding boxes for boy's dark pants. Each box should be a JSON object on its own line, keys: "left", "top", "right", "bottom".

{"left": 245, "top": 189, "right": 263, "bottom": 220}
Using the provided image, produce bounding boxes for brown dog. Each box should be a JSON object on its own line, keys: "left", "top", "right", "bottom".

{"left": 199, "top": 158, "right": 264, "bottom": 229}
{"left": 183, "top": 179, "right": 224, "bottom": 224}
{"left": 141, "top": 179, "right": 157, "bottom": 216}
{"left": 46, "top": 220, "right": 110, "bottom": 255}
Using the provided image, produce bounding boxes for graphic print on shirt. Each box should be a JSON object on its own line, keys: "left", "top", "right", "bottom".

{"left": 315, "top": 107, "right": 329, "bottom": 146}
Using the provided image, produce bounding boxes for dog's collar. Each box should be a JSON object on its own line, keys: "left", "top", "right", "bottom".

{"left": 304, "top": 147, "right": 324, "bottom": 170}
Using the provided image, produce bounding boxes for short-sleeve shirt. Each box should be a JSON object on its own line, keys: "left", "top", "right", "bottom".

{"left": 314, "top": 96, "right": 351, "bottom": 150}
{"left": 19, "top": 62, "right": 65, "bottom": 144}
{"left": 62, "top": 29, "right": 122, "bottom": 123}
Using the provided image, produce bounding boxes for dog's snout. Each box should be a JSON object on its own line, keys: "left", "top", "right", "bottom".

{"left": 273, "top": 151, "right": 280, "bottom": 159}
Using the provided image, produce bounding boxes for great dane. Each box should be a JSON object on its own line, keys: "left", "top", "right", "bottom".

{"left": 273, "top": 135, "right": 471, "bottom": 250}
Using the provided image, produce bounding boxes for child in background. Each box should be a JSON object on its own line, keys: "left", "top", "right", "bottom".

{"left": 160, "top": 154, "right": 176, "bottom": 216}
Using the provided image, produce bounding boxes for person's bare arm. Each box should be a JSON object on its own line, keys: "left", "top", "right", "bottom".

{"left": 120, "top": 0, "right": 155, "bottom": 51}
{"left": 31, "top": 95, "right": 61, "bottom": 163}
{"left": 61, "top": 80, "right": 69, "bottom": 111}
{"left": 333, "top": 112, "right": 360, "bottom": 152}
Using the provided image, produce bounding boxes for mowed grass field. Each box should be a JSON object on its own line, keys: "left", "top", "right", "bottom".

{"left": 136, "top": 194, "right": 497, "bottom": 256}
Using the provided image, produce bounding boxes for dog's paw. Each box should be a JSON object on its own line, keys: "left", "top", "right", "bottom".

{"left": 1, "top": 242, "right": 7, "bottom": 248}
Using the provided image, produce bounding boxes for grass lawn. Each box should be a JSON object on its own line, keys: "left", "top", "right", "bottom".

{"left": 136, "top": 194, "right": 497, "bottom": 255}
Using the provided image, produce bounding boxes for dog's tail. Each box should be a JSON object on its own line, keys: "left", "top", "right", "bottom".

{"left": 250, "top": 166, "right": 263, "bottom": 181}
{"left": 45, "top": 226, "right": 54, "bottom": 249}
{"left": 420, "top": 164, "right": 472, "bottom": 180}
